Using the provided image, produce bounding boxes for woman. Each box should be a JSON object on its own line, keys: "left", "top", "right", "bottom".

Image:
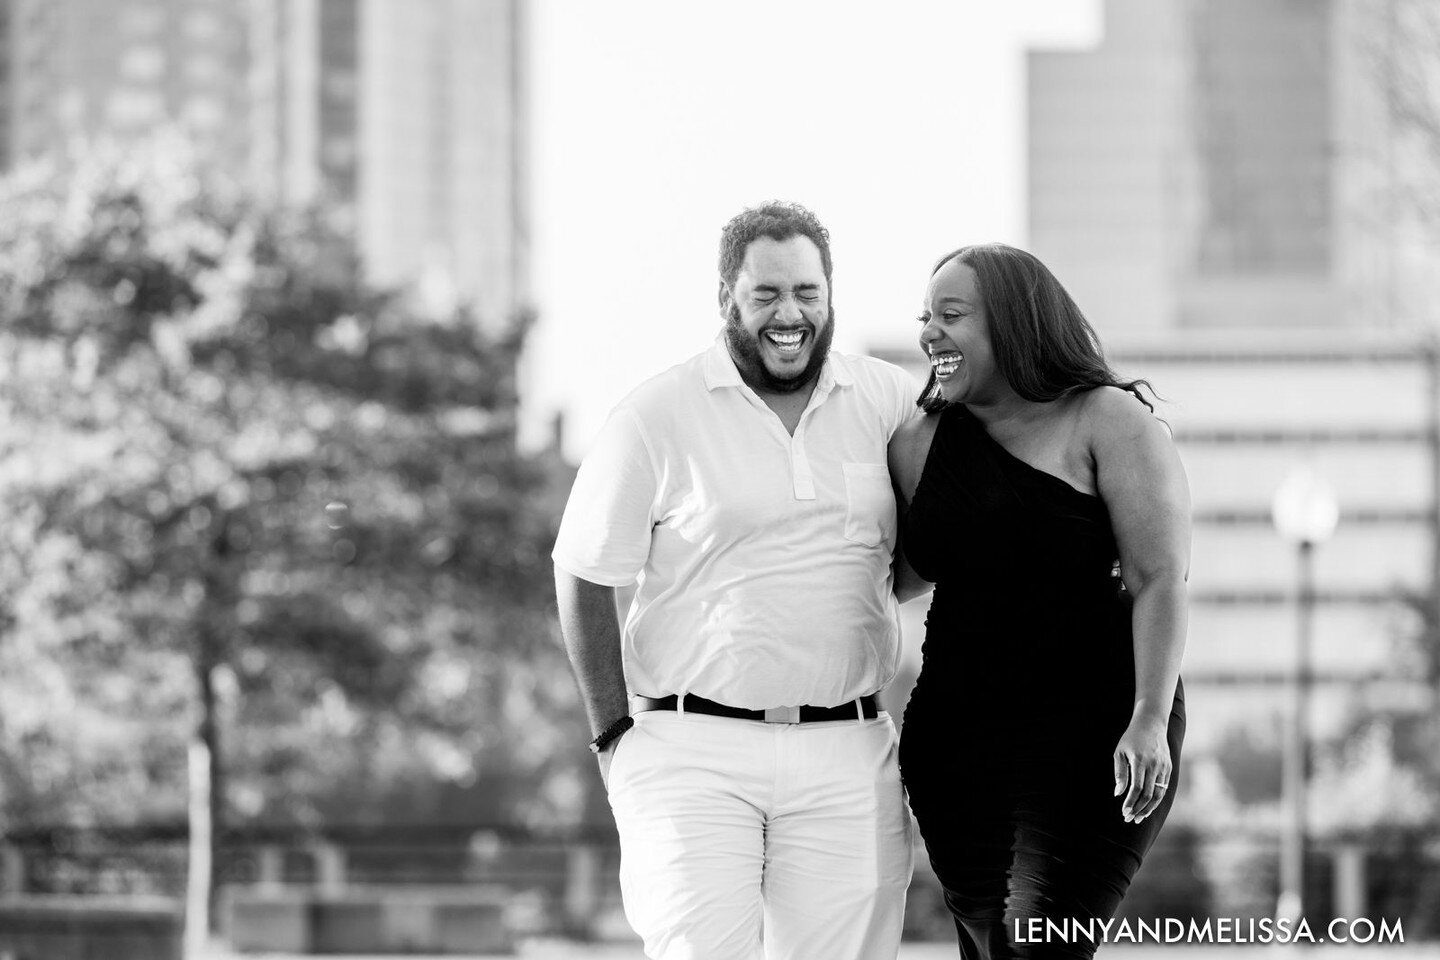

{"left": 890, "top": 244, "right": 1188, "bottom": 958}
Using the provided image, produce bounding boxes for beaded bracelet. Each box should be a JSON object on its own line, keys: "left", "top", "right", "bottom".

{"left": 589, "top": 715, "right": 635, "bottom": 754}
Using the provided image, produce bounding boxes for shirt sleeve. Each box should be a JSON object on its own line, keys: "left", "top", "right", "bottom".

{"left": 551, "top": 404, "right": 659, "bottom": 587}
{"left": 885, "top": 362, "right": 923, "bottom": 438}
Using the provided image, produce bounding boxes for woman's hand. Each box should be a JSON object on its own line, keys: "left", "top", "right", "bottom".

{"left": 1112, "top": 715, "right": 1172, "bottom": 824}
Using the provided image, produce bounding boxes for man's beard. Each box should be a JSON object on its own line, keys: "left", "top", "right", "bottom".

{"left": 723, "top": 305, "right": 835, "bottom": 394}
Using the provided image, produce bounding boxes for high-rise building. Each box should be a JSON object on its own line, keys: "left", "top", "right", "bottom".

{"left": 2, "top": 0, "right": 251, "bottom": 175}
{"left": 1029, "top": 0, "right": 1431, "bottom": 333}
{"left": 0, "top": 1, "right": 13, "bottom": 171}
{"left": 1020, "top": 0, "right": 1440, "bottom": 764}
{"left": 356, "top": 0, "right": 529, "bottom": 325}
{"left": 1, "top": 0, "right": 529, "bottom": 325}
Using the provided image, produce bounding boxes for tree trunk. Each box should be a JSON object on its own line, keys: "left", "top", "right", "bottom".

{"left": 184, "top": 731, "right": 212, "bottom": 958}
{"left": 196, "top": 617, "right": 225, "bottom": 936}
{"left": 197, "top": 519, "right": 235, "bottom": 940}
{"left": 188, "top": 569, "right": 227, "bottom": 955}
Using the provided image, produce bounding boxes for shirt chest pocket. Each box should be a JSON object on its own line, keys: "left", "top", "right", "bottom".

{"left": 842, "top": 462, "right": 896, "bottom": 548}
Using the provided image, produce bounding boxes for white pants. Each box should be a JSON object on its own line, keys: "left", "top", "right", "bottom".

{"left": 606, "top": 708, "right": 914, "bottom": 960}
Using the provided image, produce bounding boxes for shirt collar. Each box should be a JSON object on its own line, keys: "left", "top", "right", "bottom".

{"left": 702, "top": 337, "right": 743, "bottom": 390}
{"left": 703, "top": 335, "right": 854, "bottom": 392}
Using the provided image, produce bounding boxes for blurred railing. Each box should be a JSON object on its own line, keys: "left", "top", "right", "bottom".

{"left": 2, "top": 825, "right": 1438, "bottom": 941}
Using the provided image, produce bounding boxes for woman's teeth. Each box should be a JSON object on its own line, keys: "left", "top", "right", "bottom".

{"left": 930, "top": 352, "right": 963, "bottom": 377}
{"left": 766, "top": 330, "right": 805, "bottom": 354}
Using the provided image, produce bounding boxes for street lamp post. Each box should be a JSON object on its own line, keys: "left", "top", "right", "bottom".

{"left": 1271, "top": 467, "right": 1339, "bottom": 924}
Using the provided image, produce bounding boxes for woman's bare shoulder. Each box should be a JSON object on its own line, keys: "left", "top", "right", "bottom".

{"left": 1078, "top": 385, "right": 1163, "bottom": 442}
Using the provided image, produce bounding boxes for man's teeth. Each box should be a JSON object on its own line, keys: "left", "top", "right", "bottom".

{"left": 766, "top": 330, "right": 805, "bottom": 353}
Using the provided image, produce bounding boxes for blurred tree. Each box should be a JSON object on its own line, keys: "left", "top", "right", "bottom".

{"left": 0, "top": 140, "right": 587, "bottom": 926}
{"left": 1379, "top": 591, "right": 1440, "bottom": 799}
{"left": 1363, "top": 0, "right": 1440, "bottom": 327}
{"left": 1211, "top": 722, "right": 1284, "bottom": 806}
{"left": 1372, "top": 0, "right": 1440, "bottom": 228}
{"left": 1303, "top": 592, "right": 1440, "bottom": 932}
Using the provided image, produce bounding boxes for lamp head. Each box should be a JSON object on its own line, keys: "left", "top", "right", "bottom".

{"left": 1272, "top": 466, "right": 1339, "bottom": 546}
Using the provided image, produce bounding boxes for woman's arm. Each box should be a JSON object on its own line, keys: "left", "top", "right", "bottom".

{"left": 1087, "top": 387, "right": 1192, "bottom": 824}
{"left": 891, "top": 538, "right": 932, "bottom": 604}
{"left": 888, "top": 413, "right": 940, "bottom": 603}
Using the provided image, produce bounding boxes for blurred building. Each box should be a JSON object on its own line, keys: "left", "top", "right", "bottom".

{"left": 1, "top": 0, "right": 251, "bottom": 170}
{"left": 0, "top": 0, "right": 529, "bottom": 324}
{"left": 0, "top": 2, "right": 10, "bottom": 170}
{"left": 1012, "top": 0, "right": 1440, "bottom": 762}
{"left": 248, "top": 0, "right": 530, "bottom": 324}
{"left": 1028, "top": 0, "right": 1434, "bottom": 333}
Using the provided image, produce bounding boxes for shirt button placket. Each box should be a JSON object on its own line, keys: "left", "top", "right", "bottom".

{"left": 791, "top": 424, "right": 815, "bottom": 501}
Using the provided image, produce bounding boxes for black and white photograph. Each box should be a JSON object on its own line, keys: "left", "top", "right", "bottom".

{"left": 0, "top": 1, "right": 1437, "bottom": 958}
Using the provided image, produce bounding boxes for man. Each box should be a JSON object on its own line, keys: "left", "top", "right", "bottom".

{"left": 552, "top": 202, "right": 917, "bottom": 960}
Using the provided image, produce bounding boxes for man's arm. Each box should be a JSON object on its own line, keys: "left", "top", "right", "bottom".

{"left": 551, "top": 401, "right": 657, "bottom": 782}
{"left": 555, "top": 568, "right": 631, "bottom": 784}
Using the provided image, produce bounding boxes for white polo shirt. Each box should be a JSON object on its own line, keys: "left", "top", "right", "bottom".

{"left": 552, "top": 337, "right": 917, "bottom": 709}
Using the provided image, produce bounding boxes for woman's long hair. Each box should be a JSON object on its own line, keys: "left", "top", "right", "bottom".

{"left": 917, "top": 243, "right": 1155, "bottom": 414}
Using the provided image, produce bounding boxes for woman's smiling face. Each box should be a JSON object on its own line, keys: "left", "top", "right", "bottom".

{"left": 919, "top": 258, "right": 1003, "bottom": 405}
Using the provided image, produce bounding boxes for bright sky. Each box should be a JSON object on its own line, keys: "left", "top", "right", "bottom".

{"left": 521, "top": 0, "right": 1102, "bottom": 458}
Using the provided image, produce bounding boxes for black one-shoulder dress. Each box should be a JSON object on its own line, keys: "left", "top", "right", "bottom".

{"left": 899, "top": 403, "right": 1185, "bottom": 959}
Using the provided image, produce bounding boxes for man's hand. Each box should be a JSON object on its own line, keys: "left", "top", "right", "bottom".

{"left": 596, "top": 728, "right": 636, "bottom": 790}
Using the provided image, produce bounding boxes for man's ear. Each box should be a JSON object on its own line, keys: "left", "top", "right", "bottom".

{"left": 718, "top": 279, "right": 733, "bottom": 318}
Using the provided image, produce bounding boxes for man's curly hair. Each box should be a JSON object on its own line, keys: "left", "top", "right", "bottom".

{"left": 718, "top": 201, "right": 833, "bottom": 290}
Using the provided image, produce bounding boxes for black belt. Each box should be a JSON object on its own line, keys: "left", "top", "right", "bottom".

{"left": 633, "top": 693, "right": 879, "bottom": 724}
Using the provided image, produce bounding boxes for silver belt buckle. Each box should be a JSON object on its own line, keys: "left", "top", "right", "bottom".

{"left": 763, "top": 706, "right": 801, "bottom": 724}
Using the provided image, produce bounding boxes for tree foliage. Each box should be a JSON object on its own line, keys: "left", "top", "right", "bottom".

{"left": 0, "top": 143, "right": 590, "bottom": 842}
{"left": 1374, "top": 0, "right": 1440, "bottom": 228}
